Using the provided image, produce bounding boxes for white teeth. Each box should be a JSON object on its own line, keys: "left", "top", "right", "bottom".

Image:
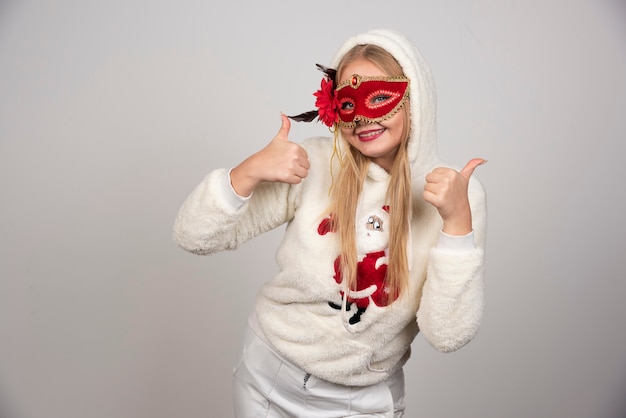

{"left": 359, "top": 129, "right": 384, "bottom": 138}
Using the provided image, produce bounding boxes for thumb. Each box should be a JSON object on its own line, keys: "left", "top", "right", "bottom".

{"left": 274, "top": 113, "right": 291, "bottom": 142}
{"left": 460, "top": 158, "right": 487, "bottom": 179}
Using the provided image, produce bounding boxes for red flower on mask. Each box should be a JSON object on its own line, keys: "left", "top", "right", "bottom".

{"left": 314, "top": 78, "right": 339, "bottom": 127}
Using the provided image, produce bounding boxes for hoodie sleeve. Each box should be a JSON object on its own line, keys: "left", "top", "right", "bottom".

{"left": 172, "top": 168, "right": 297, "bottom": 255}
{"left": 416, "top": 176, "right": 487, "bottom": 352}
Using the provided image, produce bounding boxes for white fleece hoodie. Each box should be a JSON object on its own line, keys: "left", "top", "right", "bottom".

{"left": 173, "top": 29, "right": 486, "bottom": 386}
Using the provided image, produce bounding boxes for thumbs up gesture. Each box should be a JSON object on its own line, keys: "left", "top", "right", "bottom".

{"left": 423, "top": 158, "right": 486, "bottom": 235}
{"left": 230, "top": 114, "right": 311, "bottom": 197}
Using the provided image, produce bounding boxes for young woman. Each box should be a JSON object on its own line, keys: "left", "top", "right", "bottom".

{"left": 173, "top": 28, "right": 487, "bottom": 417}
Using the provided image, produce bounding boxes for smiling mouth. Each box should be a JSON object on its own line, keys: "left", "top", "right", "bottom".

{"left": 357, "top": 128, "right": 385, "bottom": 141}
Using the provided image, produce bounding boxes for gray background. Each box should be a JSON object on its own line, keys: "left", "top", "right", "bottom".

{"left": 1, "top": 0, "right": 625, "bottom": 417}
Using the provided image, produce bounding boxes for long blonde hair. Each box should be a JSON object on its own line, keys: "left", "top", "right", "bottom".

{"left": 329, "top": 44, "right": 412, "bottom": 304}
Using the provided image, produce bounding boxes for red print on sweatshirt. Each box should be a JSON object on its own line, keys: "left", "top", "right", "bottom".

{"left": 319, "top": 206, "right": 399, "bottom": 325}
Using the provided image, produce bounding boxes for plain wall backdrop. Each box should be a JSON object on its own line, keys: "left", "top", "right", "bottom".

{"left": 1, "top": 0, "right": 625, "bottom": 417}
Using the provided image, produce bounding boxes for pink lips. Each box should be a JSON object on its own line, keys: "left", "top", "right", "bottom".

{"left": 357, "top": 128, "right": 385, "bottom": 142}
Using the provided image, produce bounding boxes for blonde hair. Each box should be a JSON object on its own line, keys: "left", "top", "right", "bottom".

{"left": 329, "top": 44, "right": 412, "bottom": 304}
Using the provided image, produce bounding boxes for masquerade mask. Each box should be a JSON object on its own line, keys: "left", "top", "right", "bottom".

{"left": 335, "top": 74, "right": 410, "bottom": 128}
{"left": 287, "top": 64, "right": 410, "bottom": 129}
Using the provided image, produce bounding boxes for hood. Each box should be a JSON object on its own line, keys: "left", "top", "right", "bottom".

{"left": 330, "top": 29, "right": 440, "bottom": 176}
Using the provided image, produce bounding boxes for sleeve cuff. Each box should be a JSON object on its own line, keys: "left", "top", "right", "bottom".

{"left": 435, "top": 230, "right": 475, "bottom": 253}
{"left": 219, "top": 168, "right": 252, "bottom": 211}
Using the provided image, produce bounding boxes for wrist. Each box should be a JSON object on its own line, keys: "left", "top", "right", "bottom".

{"left": 441, "top": 212, "right": 472, "bottom": 236}
{"left": 230, "top": 161, "right": 260, "bottom": 197}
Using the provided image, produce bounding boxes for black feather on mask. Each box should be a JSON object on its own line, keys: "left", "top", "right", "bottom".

{"left": 288, "top": 64, "right": 337, "bottom": 125}
{"left": 315, "top": 63, "right": 336, "bottom": 81}
{"left": 288, "top": 110, "right": 320, "bottom": 123}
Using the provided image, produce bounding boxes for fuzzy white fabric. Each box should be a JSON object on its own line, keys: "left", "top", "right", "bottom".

{"left": 173, "top": 28, "right": 486, "bottom": 386}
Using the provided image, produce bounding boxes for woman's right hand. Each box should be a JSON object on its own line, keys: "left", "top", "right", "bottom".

{"left": 230, "top": 114, "right": 310, "bottom": 197}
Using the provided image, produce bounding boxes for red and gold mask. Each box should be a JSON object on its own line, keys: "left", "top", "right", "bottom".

{"left": 335, "top": 74, "right": 410, "bottom": 128}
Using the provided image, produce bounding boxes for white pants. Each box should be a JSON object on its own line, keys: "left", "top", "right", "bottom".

{"left": 232, "top": 325, "right": 405, "bottom": 418}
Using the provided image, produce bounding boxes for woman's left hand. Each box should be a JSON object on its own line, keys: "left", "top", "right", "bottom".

{"left": 423, "top": 158, "right": 486, "bottom": 235}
